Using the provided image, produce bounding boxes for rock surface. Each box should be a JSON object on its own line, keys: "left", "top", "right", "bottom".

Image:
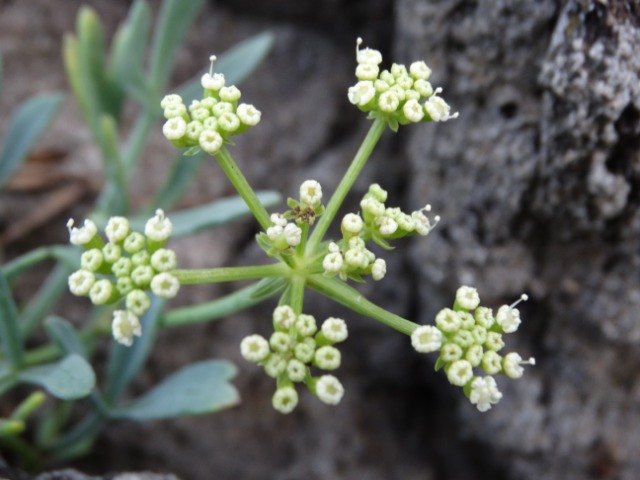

{"left": 1, "top": 0, "right": 640, "bottom": 479}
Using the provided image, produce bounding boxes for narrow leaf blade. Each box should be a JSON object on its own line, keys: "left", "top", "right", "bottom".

{"left": 0, "top": 93, "right": 65, "bottom": 187}
{"left": 111, "top": 360, "right": 238, "bottom": 421}
{"left": 0, "top": 273, "right": 23, "bottom": 368}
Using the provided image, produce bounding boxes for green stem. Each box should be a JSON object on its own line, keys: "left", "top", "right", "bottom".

{"left": 214, "top": 146, "right": 271, "bottom": 230}
{"left": 307, "top": 117, "right": 386, "bottom": 253}
{"left": 162, "top": 279, "right": 284, "bottom": 328}
{"left": 307, "top": 274, "right": 418, "bottom": 336}
{"left": 287, "top": 275, "right": 306, "bottom": 314}
{"left": 172, "top": 263, "right": 287, "bottom": 285}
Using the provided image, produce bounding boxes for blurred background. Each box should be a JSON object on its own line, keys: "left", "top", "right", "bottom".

{"left": 1, "top": 0, "right": 639, "bottom": 479}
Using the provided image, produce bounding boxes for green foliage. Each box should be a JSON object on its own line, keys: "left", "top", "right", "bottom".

{"left": 0, "top": 0, "right": 274, "bottom": 467}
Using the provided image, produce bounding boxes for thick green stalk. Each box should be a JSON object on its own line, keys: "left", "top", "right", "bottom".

{"left": 307, "top": 274, "right": 418, "bottom": 336}
{"left": 287, "top": 275, "right": 306, "bottom": 314}
{"left": 307, "top": 117, "right": 386, "bottom": 252}
{"left": 172, "top": 263, "right": 286, "bottom": 285}
{"left": 214, "top": 147, "right": 272, "bottom": 230}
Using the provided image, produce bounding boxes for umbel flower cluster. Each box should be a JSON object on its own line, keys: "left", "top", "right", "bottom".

{"left": 240, "top": 305, "right": 348, "bottom": 414}
{"left": 348, "top": 37, "right": 458, "bottom": 130}
{"left": 161, "top": 56, "right": 262, "bottom": 155}
{"left": 67, "top": 210, "right": 180, "bottom": 346}
{"left": 323, "top": 183, "right": 439, "bottom": 282}
{"left": 411, "top": 286, "right": 535, "bottom": 411}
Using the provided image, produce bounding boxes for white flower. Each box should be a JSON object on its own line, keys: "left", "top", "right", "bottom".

{"left": 67, "top": 218, "right": 97, "bottom": 246}
{"left": 269, "top": 331, "right": 291, "bottom": 354}
{"left": 409, "top": 61, "right": 432, "bottom": 80}
{"left": 160, "top": 94, "right": 183, "bottom": 109}
{"left": 284, "top": 223, "right": 302, "bottom": 247}
{"left": 341, "top": 213, "right": 363, "bottom": 234}
{"left": 89, "top": 279, "right": 113, "bottom": 305}
{"left": 219, "top": 85, "right": 241, "bottom": 102}
{"left": 411, "top": 325, "right": 442, "bottom": 353}
{"left": 424, "top": 91, "right": 459, "bottom": 122}
{"left": 447, "top": 359, "right": 473, "bottom": 386}
{"left": 150, "top": 248, "right": 177, "bottom": 272}
{"left": 435, "top": 308, "right": 461, "bottom": 333}
{"left": 403, "top": 99, "right": 425, "bottom": 123}
{"left": 378, "top": 90, "right": 400, "bottom": 113}
{"left": 68, "top": 270, "right": 95, "bottom": 296}
{"left": 482, "top": 351, "right": 503, "bottom": 375}
{"left": 323, "top": 252, "right": 344, "bottom": 273}
{"left": 105, "top": 216, "right": 130, "bottom": 243}
{"left": 273, "top": 305, "right": 296, "bottom": 329}
{"left": 263, "top": 354, "right": 286, "bottom": 378}
{"left": 412, "top": 205, "right": 440, "bottom": 236}
{"left": 186, "top": 121, "right": 204, "bottom": 141}
{"left": 163, "top": 102, "right": 187, "bottom": 119}
{"left": 126, "top": 289, "right": 151, "bottom": 316}
{"left": 131, "top": 265, "right": 154, "bottom": 287}
{"left": 300, "top": 179, "right": 323, "bottom": 206}
{"left": 368, "top": 183, "right": 387, "bottom": 202}
{"left": 295, "top": 314, "right": 317, "bottom": 337}
{"left": 469, "top": 376, "right": 502, "bottom": 412}
{"left": 162, "top": 117, "right": 187, "bottom": 140}
{"left": 485, "top": 331, "right": 505, "bottom": 352}
{"left": 150, "top": 272, "right": 180, "bottom": 299}
{"left": 344, "top": 249, "right": 368, "bottom": 269}
{"left": 198, "top": 129, "right": 224, "bottom": 154}
{"left": 266, "top": 224, "right": 283, "bottom": 241}
{"left": 355, "top": 63, "right": 379, "bottom": 81}
{"left": 474, "top": 306, "right": 494, "bottom": 329}
{"left": 503, "top": 352, "right": 535, "bottom": 379}
{"left": 201, "top": 72, "right": 225, "bottom": 91}
{"left": 236, "top": 103, "right": 261, "bottom": 126}
{"left": 377, "top": 216, "right": 398, "bottom": 236}
{"left": 123, "top": 232, "right": 145, "bottom": 254}
{"left": 321, "top": 317, "right": 348, "bottom": 343}
{"left": 240, "top": 334, "right": 270, "bottom": 362}
{"left": 413, "top": 79, "right": 433, "bottom": 98}
{"left": 456, "top": 286, "right": 480, "bottom": 310}
{"left": 144, "top": 209, "right": 173, "bottom": 242}
{"left": 112, "top": 310, "right": 142, "bottom": 347}
{"left": 217, "top": 112, "right": 240, "bottom": 133}
{"left": 102, "top": 243, "right": 121, "bottom": 263}
{"left": 465, "top": 345, "right": 484, "bottom": 367}
{"left": 272, "top": 386, "right": 298, "bottom": 414}
{"left": 270, "top": 213, "right": 288, "bottom": 227}
{"left": 286, "top": 359, "right": 307, "bottom": 382}
{"left": 348, "top": 81, "right": 376, "bottom": 106}
{"left": 360, "top": 197, "right": 385, "bottom": 217}
{"left": 315, "top": 375, "right": 344, "bottom": 405}
{"left": 356, "top": 38, "right": 383, "bottom": 65}
{"left": 496, "top": 295, "right": 528, "bottom": 333}
{"left": 80, "top": 249, "right": 103, "bottom": 272}
{"left": 294, "top": 341, "right": 315, "bottom": 363}
{"left": 440, "top": 342, "right": 463, "bottom": 362}
{"left": 371, "top": 258, "right": 387, "bottom": 281}
{"left": 314, "top": 346, "right": 341, "bottom": 370}
{"left": 212, "top": 102, "right": 233, "bottom": 116}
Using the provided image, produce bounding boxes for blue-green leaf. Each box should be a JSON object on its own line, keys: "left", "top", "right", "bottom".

{"left": 104, "top": 296, "right": 164, "bottom": 404}
{"left": 139, "top": 191, "right": 281, "bottom": 237}
{"left": 110, "top": 0, "right": 151, "bottom": 104}
{"left": 148, "top": 0, "right": 204, "bottom": 94}
{"left": 0, "top": 93, "right": 64, "bottom": 188}
{"left": 0, "top": 273, "right": 23, "bottom": 368}
{"left": 175, "top": 31, "right": 274, "bottom": 103}
{"left": 111, "top": 360, "right": 238, "bottom": 421}
{"left": 151, "top": 150, "right": 205, "bottom": 211}
{"left": 18, "top": 354, "right": 95, "bottom": 400}
{"left": 44, "top": 316, "right": 87, "bottom": 358}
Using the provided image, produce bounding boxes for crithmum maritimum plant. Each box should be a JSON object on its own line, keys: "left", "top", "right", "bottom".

{"left": 67, "top": 37, "right": 535, "bottom": 415}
